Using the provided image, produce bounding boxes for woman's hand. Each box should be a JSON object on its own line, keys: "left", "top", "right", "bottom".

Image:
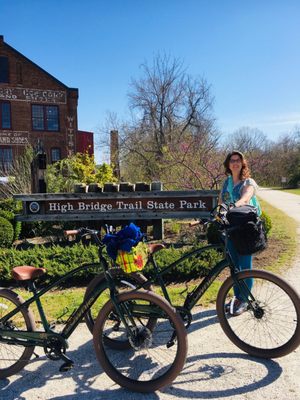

{"left": 235, "top": 185, "right": 255, "bottom": 207}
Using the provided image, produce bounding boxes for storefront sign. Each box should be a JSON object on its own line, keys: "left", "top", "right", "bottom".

{"left": 0, "top": 131, "right": 29, "bottom": 145}
{"left": 0, "top": 87, "right": 66, "bottom": 104}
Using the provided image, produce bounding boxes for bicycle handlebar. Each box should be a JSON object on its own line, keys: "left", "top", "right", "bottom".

{"left": 64, "top": 228, "right": 103, "bottom": 247}
{"left": 188, "top": 203, "right": 233, "bottom": 233}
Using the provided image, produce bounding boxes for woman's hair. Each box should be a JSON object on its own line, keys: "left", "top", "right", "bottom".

{"left": 223, "top": 151, "right": 251, "bottom": 180}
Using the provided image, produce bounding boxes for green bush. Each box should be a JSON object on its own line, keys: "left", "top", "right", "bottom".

{"left": 143, "top": 244, "right": 222, "bottom": 282}
{"left": 0, "top": 198, "right": 22, "bottom": 214}
{"left": 206, "top": 222, "right": 222, "bottom": 245}
{"left": 0, "top": 241, "right": 223, "bottom": 286}
{"left": 0, "top": 217, "right": 14, "bottom": 248}
{"left": 20, "top": 220, "right": 77, "bottom": 239}
{"left": 0, "top": 199, "right": 22, "bottom": 241}
{"left": 0, "top": 209, "right": 14, "bottom": 220}
{"left": 0, "top": 243, "right": 100, "bottom": 285}
{"left": 261, "top": 211, "right": 272, "bottom": 235}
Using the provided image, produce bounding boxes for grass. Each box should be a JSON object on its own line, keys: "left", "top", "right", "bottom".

{"left": 268, "top": 186, "right": 300, "bottom": 195}
{"left": 13, "top": 198, "right": 298, "bottom": 322}
{"left": 255, "top": 198, "right": 298, "bottom": 273}
{"left": 280, "top": 188, "right": 300, "bottom": 195}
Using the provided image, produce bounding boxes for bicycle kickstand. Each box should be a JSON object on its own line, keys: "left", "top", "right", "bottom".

{"left": 59, "top": 352, "right": 74, "bottom": 372}
{"left": 167, "top": 330, "right": 177, "bottom": 348}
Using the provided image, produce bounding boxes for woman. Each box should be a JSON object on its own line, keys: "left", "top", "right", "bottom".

{"left": 219, "top": 150, "right": 261, "bottom": 316}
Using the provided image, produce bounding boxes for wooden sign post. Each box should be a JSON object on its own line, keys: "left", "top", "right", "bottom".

{"left": 14, "top": 188, "right": 219, "bottom": 239}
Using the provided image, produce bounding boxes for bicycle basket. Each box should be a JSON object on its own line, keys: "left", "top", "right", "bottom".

{"left": 228, "top": 207, "right": 267, "bottom": 256}
{"left": 116, "top": 241, "right": 149, "bottom": 273}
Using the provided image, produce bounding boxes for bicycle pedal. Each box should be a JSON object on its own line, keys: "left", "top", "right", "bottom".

{"left": 112, "top": 322, "right": 120, "bottom": 331}
{"left": 167, "top": 330, "right": 177, "bottom": 348}
{"left": 59, "top": 361, "right": 74, "bottom": 372}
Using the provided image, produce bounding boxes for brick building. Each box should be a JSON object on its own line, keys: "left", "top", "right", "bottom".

{"left": 0, "top": 35, "right": 93, "bottom": 172}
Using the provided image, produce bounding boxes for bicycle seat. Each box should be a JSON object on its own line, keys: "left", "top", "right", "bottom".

{"left": 12, "top": 266, "right": 46, "bottom": 281}
{"left": 148, "top": 243, "right": 165, "bottom": 254}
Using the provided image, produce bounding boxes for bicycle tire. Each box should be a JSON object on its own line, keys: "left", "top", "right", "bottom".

{"left": 84, "top": 269, "right": 156, "bottom": 350}
{"left": 217, "top": 269, "right": 300, "bottom": 358}
{"left": 84, "top": 268, "right": 150, "bottom": 335}
{"left": 93, "top": 290, "right": 187, "bottom": 393}
{"left": 0, "top": 288, "right": 36, "bottom": 379}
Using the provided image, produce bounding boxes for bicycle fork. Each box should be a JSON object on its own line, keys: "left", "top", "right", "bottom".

{"left": 232, "top": 274, "right": 263, "bottom": 317}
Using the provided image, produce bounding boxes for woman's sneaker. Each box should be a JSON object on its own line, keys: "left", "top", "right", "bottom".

{"left": 225, "top": 298, "right": 248, "bottom": 316}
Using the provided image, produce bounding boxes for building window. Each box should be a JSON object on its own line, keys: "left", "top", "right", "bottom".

{"left": 0, "top": 147, "right": 13, "bottom": 171}
{"left": 0, "top": 56, "right": 9, "bottom": 83}
{"left": 0, "top": 102, "right": 11, "bottom": 129}
{"left": 32, "top": 105, "right": 59, "bottom": 131}
{"left": 51, "top": 148, "right": 61, "bottom": 163}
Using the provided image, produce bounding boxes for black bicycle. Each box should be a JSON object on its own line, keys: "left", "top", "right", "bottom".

{"left": 0, "top": 227, "right": 188, "bottom": 393}
{"left": 84, "top": 206, "right": 300, "bottom": 359}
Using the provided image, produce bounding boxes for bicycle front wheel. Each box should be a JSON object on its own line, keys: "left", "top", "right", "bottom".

{"left": 0, "top": 289, "right": 36, "bottom": 379}
{"left": 217, "top": 269, "right": 300, "bottom": 358}
{"left": 93, "top": 290, "right": 187, "bottom": 393}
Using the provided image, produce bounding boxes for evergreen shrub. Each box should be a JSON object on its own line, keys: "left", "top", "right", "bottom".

{"left": 0, "top": 243, "right": 100, "bottom": 286}
{"left": 143, "top": 245, "right": 222, "bottom": 282}
{"left": 261, "top": 211, "right": 272, "bottom": 235}
{"left": 0, "top": 199, "right": 22, "bottom": 241}
{"left": 0, "top": 242, "right": 222, "bottom": 286}
{"left": 0, "top": 217, "right": 14, "bottom": 248}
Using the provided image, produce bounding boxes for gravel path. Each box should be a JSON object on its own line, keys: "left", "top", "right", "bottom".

{"left": 1, "top": 189, "right": 300, "bottom": 400}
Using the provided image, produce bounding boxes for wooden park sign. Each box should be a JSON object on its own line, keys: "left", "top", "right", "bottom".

{"left": 14, "top": 189, "right": 219, "bottom": 222}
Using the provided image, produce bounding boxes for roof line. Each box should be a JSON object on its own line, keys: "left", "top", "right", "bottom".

{"left": 2, "top": 39, "right": 76, "bottom": 90}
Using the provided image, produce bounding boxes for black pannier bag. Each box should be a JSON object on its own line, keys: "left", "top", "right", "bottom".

{"left": 226, "top": 205, "right": 267, "bottom": 255}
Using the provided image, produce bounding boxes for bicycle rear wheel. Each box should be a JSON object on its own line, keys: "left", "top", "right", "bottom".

{"left": 217, "top": 269, "right": 300, "bottom": 358}
{"left": 93, "top": 290, "right": 187, "bottom": 393}
{"left": 84, "top": 268, "right": 150, "bottom": 334}
{"left": 0, "top": 289, "right": 36, "bottom": 379}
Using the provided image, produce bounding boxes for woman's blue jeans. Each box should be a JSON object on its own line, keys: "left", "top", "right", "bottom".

{"left": 227, "top": 239, "right": 253, "bottom": 301}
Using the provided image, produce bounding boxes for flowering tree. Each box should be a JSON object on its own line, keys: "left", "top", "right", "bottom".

{"left": 118, "top": 54, "right": 218, "bottom": 189}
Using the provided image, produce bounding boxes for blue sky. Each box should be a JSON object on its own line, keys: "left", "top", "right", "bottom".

{"left": 1, "top": 0, "right": 300, "bottom": 162}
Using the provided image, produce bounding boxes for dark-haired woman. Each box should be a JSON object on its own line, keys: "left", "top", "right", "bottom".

{"left": 219, "top": 151, "right": 261, "bottom": 316}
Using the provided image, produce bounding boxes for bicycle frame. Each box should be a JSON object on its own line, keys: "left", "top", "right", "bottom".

{"left": 0, "top": 250, "right": 169, "bottom": 349}
{"left": 134, "top": 234, "right": 243, "bottom": 312}
{"left": 0, "top": 262, "right": 105, "bottom": 347}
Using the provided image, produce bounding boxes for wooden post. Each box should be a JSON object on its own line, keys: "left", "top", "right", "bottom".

{"left": 151, "top": 182, "right": 164, "bottom": 240}
{"left": 110, "top": 130, "right": 120, "bottom": 180}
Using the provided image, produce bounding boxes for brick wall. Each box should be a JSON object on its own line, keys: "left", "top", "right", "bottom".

{"left": 0, "top": 35, "right": 80, "bottom": 165}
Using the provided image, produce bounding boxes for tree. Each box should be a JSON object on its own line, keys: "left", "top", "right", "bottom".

{"left": 269, "top": 129, "right": 300, "bottom": 187}
{"left": 225, "top": 127, "right": 272, "bottom": 185}
{"left": 45, "top": 152, "right": 116, "bottom": 193}
{"left": 0, "top": 146, "right": 33, "bottom": 199}
{"left": 117, "top": 54, "right": 218, "bottom": 188}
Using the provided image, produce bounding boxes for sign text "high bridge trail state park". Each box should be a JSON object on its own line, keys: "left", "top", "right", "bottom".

{"left": 14, "top": 190, "right": 219, "bottom": 222}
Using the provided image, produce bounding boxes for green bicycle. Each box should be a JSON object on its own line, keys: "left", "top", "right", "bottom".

{"left": 0, "top": 227, "right": 188, "bottom": 393}
{"left": 84, "top": 207, "right": 300, "bottom": 359}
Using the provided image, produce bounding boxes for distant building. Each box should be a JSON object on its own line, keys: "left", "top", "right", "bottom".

{"left": 77, "top": 130, "right": 94, "bottom": 156}
{"left": 0, "top": 35, "right": 93, "bottom": 172}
